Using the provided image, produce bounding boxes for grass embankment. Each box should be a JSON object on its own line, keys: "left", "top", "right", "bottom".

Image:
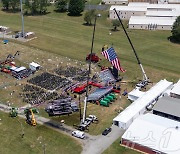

{"left": 0, "top": 111, "right": 82, "bottom": 154}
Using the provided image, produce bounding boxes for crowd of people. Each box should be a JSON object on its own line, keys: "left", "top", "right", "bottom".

{"left": 28, "top": 72, "right": 71, "bottom": 90}
{"left": 54, "top": 66, "right": 88, "bottom": 81}
{"left": 20, "top": 84, "right": 60, "bottom": 105}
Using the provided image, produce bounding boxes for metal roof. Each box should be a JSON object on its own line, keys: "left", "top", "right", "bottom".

{"left": 153, "top": 96, "right": 180, "bottom": 117}
{"left": 104, "top": 0, "right": 128, "bottom": 2}
{"left": 146, "top": 10, "right": 179, "bottom": 17}
{"left": 110, "top": 5, "right": 147, "bottom": 11}
{"left": 113, "top": 79, "right": 173, "bottom": 123}
{"left": 128, "top": 2, "right": 150, "bottom": 6}
{"left": 129, "top": 16, "right": 176, "bottom": 25}
{"left": 122, "top": 113, "right": 180, "bottom": 154}
{"left": 148, "top": 3, "right": 180, "bottom": 9}
{"left": 171, "top": 80, "right": 180, "bottom": 95}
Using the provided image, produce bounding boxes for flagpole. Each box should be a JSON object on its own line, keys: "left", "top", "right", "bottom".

{"left": 113, "top": 8, "right": 148, "bottom": 81}
{"left": 82, "top": 14, "right": 101, "bottom": 124}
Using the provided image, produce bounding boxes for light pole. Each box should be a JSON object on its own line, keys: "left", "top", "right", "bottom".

{"left": 82, "top": 14, "right": 101, "bottom": 124}
{"left": 20, "top": 0, "right": 24, "bottom": 37}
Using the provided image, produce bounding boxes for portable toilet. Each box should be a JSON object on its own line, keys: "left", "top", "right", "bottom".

{"left": 103, "top": 97, "right": 111, "bottom": 104}
{"left": 100, "top": 100, "right": 109, "bottom": 107}
{"left": 106, "top": 95, "right": 114, "bottom": 101}
{"left": 109, "top": 93, "right": 116, "bottom": 99}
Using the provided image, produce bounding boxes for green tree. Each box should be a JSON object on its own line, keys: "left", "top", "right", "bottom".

{"left": 2, "top": 0, "right": 10, "bottom": 10}
{"left": 170, "top": 16, "right": 180, "bottom": 43}
{"left": 55, "top": 0, "right": 67, "bottom": 12}
{"left": 9, "top": 0, "right": 19, "bottom": 12}
{"left": 84, "top": 10, "right": 96, "bottom": 25}
{"left": 31, "top": 0, "right": 39, "bottom": 14}
{"left": 68, "top": 0, "right": 85, "bottom": 16}
{"left": 112, "top": 19, "right": 120, "bottom": 31}
{"left": 39, "top": 0, "right": 49, "bottom": 14}
{"left": 24, "top": 0, "right": 49, "bottom": 15}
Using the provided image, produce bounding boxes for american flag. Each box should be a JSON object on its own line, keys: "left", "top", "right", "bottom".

{"left": 101, "top": 47, "right": 126, "bottom": 72}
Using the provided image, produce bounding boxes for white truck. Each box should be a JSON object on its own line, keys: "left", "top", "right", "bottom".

{"left": 72, "top": 130, "right": 85, "bottom": 139}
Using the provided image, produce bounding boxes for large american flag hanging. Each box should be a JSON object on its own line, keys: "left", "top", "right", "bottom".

{"left": 101, "top": 47, "right": 126, "bottom": 72}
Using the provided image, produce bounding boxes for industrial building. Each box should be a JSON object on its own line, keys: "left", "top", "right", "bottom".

{"left": 113, "top": 79, "right": 173, "bottom": 129}
{"left": 153, "top": 96, "right": 180, "bottom": 122}
{"left": 129, "top": 0, "right": 158, "bottom": 3}
{"left": 110, "top": 3, "right": 180, "bottom": 30}
{"left": 129, "top": 16, "right": 176, "bottom": 30}
{"left": 170, "top": 80, "right": 180, "bottom": 99}
{"left": 102, "top": 0, "right": 128, "bottom": 5}
{"left": 110, "top": 5, "right": 147, "bottom": 20}
{"left": 121, "top": 113, "right": 180, "bottom": 154}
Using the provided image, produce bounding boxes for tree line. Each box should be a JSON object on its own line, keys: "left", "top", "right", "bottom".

{"left": 1, "top": 0, "right": 85, "bottom": 16}
{"left": 1, "top": 0, "right": 179, "bottom": 43}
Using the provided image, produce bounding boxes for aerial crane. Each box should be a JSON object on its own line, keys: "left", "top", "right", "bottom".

{"left": 113, "top": 8, "right": 149, "bottom": 89}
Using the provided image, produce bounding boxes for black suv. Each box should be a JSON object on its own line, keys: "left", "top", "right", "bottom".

{"left": 102, "top": 127, "right": 112, "bottom": 136}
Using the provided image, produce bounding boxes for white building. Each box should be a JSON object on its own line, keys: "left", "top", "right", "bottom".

{"left": 110, "top": 3, "right": 180, "bottom": 30}
{"left": 102, "top": 0, "right": 128, "bottom": 5}
{"left": 129, "top": 16, "right": 176, "bottom": 30}
{"left": 110, "top": 5, "right": 147, "bottom": 20}
{"left": 121, "top": 113, "right": 180, "bottom": 154}
{"left": 113, "top": 79, "right": 173, "bottom": 129}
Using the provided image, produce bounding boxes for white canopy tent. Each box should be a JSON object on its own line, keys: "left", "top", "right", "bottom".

{"left": 128, "top": 88, "right": 145, "bottom": 101}
{"left": 113, "top": 79, "right": 173, "bottom": 129}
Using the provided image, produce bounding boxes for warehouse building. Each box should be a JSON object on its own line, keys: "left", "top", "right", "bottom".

{"left": 110, "top": 5, "right": 147, "bottom": 20}
{"left": 113, "top": 79, "right": 173, "bottom": 129}
{"left": 102, "top": 0, "right": 128, "bottom": 5}
{"left": 170, "top": 80, "right": 180, "bottom": 99}
{"left": 153, "top": 96, "right": 180, "bottom": 122}
{"left": 110, "top": 3, "right": 180, "bottom": 30}
{"left": 121, "top": 113, "right": 180, "bottom": 154}
{"left": 129, "top": 0, "right": 158, "bottom": 3}
{"left": 129, "top": 16, "right": 176, "bottom": 30}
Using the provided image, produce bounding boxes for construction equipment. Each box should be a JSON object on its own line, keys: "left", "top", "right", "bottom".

{"left": 113, "top": 9, "right": 149, "bottom": 89}
{"left": 24, "top": 108, "right": 38, "bottom": 126}
{"left": 0, "top": 51, "right": 20, "bottom": 73}
{"left": 9, "top": 107, "right": 18, "bottom": 117}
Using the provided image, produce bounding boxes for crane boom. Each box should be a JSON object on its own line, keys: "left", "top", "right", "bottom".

{"left": 113, "top": 8, "right": 148, "bottom": 81}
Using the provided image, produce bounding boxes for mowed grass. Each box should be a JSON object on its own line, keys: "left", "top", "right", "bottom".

{"left": 0, "top": 7, "right": 179, "bottom": 76}
{"left": 0, "top": 111, "right": 82, "bottom": 154}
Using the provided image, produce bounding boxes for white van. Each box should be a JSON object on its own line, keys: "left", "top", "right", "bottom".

{"left": 72, "top": 130, "right": 85, "bottom": 139}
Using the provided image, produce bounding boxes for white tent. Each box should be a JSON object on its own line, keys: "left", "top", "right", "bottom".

{"left": 128, "top": 88, "right": 145, "bottom": 101}
{"left": 14, "top": 66, "right": 26, "bottom": 73}
{"left": 113, "top": 79, "right": 173, "bottom": 129}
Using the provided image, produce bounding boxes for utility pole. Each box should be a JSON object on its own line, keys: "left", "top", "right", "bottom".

{"left": 20, "top": 0, "right": 25, "bottom": 37}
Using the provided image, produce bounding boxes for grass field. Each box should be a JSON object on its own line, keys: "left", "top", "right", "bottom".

{"left": 0, "top": 6, "right": 179, "bottom": 76}
{"left": 0, "top": 112, "right": 82, "bottom": 154}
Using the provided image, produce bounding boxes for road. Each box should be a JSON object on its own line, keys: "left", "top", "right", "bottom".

{"left": 82, "top": 125, "right": 125, "bottom": 154}
{"left": 0, "top": 103, "right": 124, "bottom": 154}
